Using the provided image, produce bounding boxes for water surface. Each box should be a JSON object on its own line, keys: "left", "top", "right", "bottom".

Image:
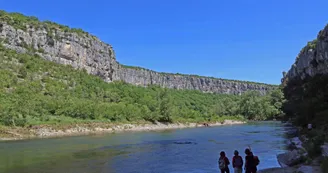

{"left": 0, "top": 121, "right": 289, "bottom": 173}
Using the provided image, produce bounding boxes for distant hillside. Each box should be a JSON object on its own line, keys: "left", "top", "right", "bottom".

{"left": 0, "top": 10, "right": 276, "bottom": 95}
{"left": 0, "top": 10, "right": 286, "bottom": 127}
{"left": 0, "top": 43, "right": 284, "bottom": 127}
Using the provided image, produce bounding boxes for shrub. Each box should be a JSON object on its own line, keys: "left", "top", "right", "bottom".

{"left": 303, "top": 132, "right": 325, "bottom": 158}
{"left": 321, "top": 157, "right": 328, "bottom": 173}
{"left": 0, "top": 39, "right": 283, "bottom": 126}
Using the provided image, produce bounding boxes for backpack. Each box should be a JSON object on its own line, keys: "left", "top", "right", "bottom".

{"left": 254, "top": 156, "right": 260, "bottom": 166}
{"left": 219, "top": 157, "right": 226, "bottom": 169}
{"left": 234, "top": 156, "right": 243, "bottom": 167}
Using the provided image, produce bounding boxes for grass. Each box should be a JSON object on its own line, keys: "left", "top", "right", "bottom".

{"left": 321, "top": 157, "right": 328, "bottom": 173}
{"left": 0, "top": 10, "right": 90, "bottom": 37}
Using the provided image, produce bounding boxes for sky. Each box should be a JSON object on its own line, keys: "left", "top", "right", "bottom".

{"left": 1, "top": 0, "right": 328, "bottom": 84}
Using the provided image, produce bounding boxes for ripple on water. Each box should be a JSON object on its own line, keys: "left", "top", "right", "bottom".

{"left": 0, "top": 122, "right": 289, "bottom": 173}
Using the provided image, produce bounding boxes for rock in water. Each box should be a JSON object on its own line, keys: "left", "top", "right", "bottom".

{"left": 277, "top": 149, "right": 306, "bottom": 167}
{"left": 297, "top": 165, "right": 322, "bottom": 173}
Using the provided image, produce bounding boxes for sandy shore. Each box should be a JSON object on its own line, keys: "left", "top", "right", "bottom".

{"left": 0, "top": 120, "right": 245, "bottom": 141}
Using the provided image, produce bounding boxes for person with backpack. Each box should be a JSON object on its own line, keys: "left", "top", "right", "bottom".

{"left": 232, "top": 150, "right": 243, "bottom": 173}
{"left": 218, "top": 151, "right": 230, "bottom": 173}
{"left": 244, "top": 148, "right": 259, "bottom": 173}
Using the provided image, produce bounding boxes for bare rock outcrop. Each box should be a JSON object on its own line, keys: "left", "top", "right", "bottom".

{"left": 282, "top": 24, "right": 328, "bottom": 84}
{"left": 0, "top": 12, "right": 275, "bottom": 94}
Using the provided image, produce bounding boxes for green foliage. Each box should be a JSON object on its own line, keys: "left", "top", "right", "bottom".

{"left": 18, "top": 67, "right": 27, "bottom": 78}
{"left": 38, "top": 48, "right": 45, "bottom": 53}
{"left": 238, "top": 90, "right": 283, "bottom": 120}
{"left": 321, "top": 157, "right": 328, "bottom": 173}
{"left": 0, "top": 10, "right": 89, "bottom": 37}
{"left": 295, "top": 39, "right": 318, "bottom": 64}
{"left": 282, "top": 75, "right": 328, "bottom": 131}
{"left": 307, "top": 39, "right": 317, "bottom": 49}
{"left": 303, "top": 132, "right": 325, "bottom": 158}
{"left": 0, "top": 43, "right": 283, "bottom": 126}
{"left": 282, "top": 72, "right": 328, "bottom": 161}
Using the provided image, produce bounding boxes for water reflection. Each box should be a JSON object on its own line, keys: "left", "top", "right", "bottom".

{"left": 0, "top": 121, "right": 289, "bottom": 173}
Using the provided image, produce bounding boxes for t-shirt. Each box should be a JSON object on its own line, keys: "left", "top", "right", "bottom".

{"left": 245, "top": 155, "right": 256, "bottom": 168}
{"left": 219, "top": 157, "right": 230, "bottom": 167}
{"left": 232, "top": 156, "right": 243, "bottom": 168}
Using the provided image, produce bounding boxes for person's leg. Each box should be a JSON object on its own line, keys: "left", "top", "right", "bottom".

{"left": 225, "top": 167, "right": 230, "bottom": 173}
{"left": 251, "top": 167, "right": 257, "bottom": 173}
{"left": 233, "top": 168, "right": 241, "bottom": 173}
{"left": 252, "top": 167, "right": 257, "bottom": 173}
{"left": 220, "top": 169, "right": 225, "bottom": 173}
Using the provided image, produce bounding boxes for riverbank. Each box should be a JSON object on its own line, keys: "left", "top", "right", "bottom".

{"left": 258, "top": 165, "right": 322, "bottom": 173}
{"left": 0, "top": 120, "right": 245, "bottom": 141}
{"left": 259, "top": 123, "right": 326, "bottom": 173}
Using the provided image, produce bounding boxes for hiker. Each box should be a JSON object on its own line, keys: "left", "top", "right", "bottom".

{"left": 203, "top": 123, "right": 209, "bottom": 127}
{"left": 232, "top": 150, "right": 243, "bottom": 173}
{"left": 244, "top": 148, "right": 259, "bottom": 173}
{"left": 218, "top": 151, "right": 230, "bottom": 173}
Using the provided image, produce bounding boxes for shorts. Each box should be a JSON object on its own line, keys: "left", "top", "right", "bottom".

{"left": 245, "top": 167, "right": 257, "bottom": 173}
{"left": 234, "top": 167, "right": 242, "bottom": 173}
{"left": 220, "top": 167, "right": 230, "bottom": 173}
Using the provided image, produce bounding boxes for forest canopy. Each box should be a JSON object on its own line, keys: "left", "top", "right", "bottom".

{"left": 0, "top": 44, "right": 284, "bottom": 127}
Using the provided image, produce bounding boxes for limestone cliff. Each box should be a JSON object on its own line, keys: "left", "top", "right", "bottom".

{"left": 282, "top": 24, "right": 328, "bottom": 84}
{"left": 0, "top": 11, "right": 275, "bottom": 94}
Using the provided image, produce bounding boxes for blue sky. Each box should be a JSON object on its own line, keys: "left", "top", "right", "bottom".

{"left": 1, "top": 0, "right": 328, "bottom": 84}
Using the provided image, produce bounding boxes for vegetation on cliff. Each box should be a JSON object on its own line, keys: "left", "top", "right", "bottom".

{"left": 281, "top": 27, "right": 328, "bottom": 171}
{"left": 0, "top": 43, "right": 284, "bottom": 127}
{"left": 282, "top": 75, "right": 328, "bottom": 170}
{"left": 0, "top": 10, "right": 89, "bottom": 36}
{"left": 283, "top": 74, "right": 328, "bottom": 135}
{"left": 0, "top": 9, "right": 276, "bottom": 88}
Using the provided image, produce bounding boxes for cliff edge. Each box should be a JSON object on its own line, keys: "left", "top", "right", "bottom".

{"left": 0, "top": 11, "right": 275, "bottom": 94}
{"left": 282, "top": 24, "right": 328, "bottom": 84}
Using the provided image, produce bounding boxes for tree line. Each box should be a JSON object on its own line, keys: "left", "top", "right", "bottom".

{"left": 0, "top": 44, "right": 284, "bottom": 127}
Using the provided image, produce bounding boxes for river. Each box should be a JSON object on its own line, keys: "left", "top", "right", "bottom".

{"left": 0, "top": 121, "right": 290, "bottom": 173}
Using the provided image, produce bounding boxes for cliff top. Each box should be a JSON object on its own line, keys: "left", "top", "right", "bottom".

{"left": 282, "top": 23, "right": 328, "bottom": 85}
{"left": 0, "top": 10, "right": 277, "bottom": 87}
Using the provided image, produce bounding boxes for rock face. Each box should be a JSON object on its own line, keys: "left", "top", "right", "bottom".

{"left": 282, "top": 24, "right": 328, "bottom": 83}
{"left": 115, "top": 66, "right": 274, "bottom": 94}
{"left": 277, "top": 149, "right": 307, "bottom": 167}
{"left": 0, "top": 13, "right": 275, "bottom": 94}
{"left": 258, "top": 166, "right": 322, "bottom": 173}
{"left": 277, "top": 137, "right": 307, "bottom": 167}
{"left": 322, "top": 142, "right": 328, "bottom": 157}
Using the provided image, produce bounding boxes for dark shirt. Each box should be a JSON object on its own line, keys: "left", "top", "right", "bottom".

{"left": 219, "top": 156, "right": 230, "bottom": 166}
{"left": 232, "top": 155, "right": 243, "bottom": 168}
{"left": 245, "top": 155, "right": 255, "bottom": 168}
